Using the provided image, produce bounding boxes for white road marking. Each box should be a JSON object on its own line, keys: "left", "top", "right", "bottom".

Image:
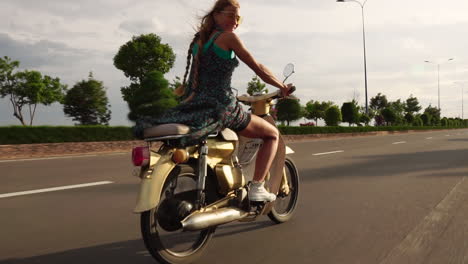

{"left": 0, "top": 181, "right": 114, "bottom": 199}
{"left": 0, "top": 153, "right": 127, "bottom": 163}
{"left": 392, "top": 141, "right": 406, "bottom": 145}
{"left": 380, "top": 176, "right": 468, "bottom": 264}
{"left": 313, "top": 150, "right": 344, "bottom": 156}
{"left": 426, "top": 137, "right": 433, "bottom": 140}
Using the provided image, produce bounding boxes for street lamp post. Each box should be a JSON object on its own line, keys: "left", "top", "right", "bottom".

{"left": 424, "top": 58, "right": 454, "bottom": 111}
{"left": 337, "top": 0, "right": 369, "bottom": 114}
{"left": 454, "top": 82, "right": 467, "bottom": 119}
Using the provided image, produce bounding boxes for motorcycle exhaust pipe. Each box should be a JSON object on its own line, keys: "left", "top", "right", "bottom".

{"left": 181, "top": 207, "right": 248, "bottom": 231}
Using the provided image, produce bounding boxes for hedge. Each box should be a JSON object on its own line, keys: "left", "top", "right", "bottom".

{"left": 276, "top": 125, "right": 465, "bottom": 135}
{"left": 0, "top": 125, "right": 467, "bottom": 145}
{"left": 0, "top": 126, "right": 133, "bottom": 144}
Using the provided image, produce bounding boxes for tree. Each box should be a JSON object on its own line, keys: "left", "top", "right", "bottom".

{"left": 388, "top": 99, "right": 406, "bottom": 125}
{"left": 405, "top": 112, "right": 415, "bottom": 124}
{"left": 276, "top": 98, "right": 301, "bottom": 126}
{"left": 304, "top": 100, "right": 333, "bottom": 125}
{"left": 324, "top": 105, "right": 342, "bottom": 126}
{"left": 359, "top": 105, "right": 374, "bottom": 125}
{"left": 126, "top": 70, "right": 178, "bottom": 121}
{"left": 360, "top": 113, "right": 371, "bottom": 126}
{"left": 374, "top": 114, "right": 385, "bottom": 126}
{"left": 441, "top": 117, "right": 448, "bottom": 126}
{"left": 341, "top": 100, "right": 360, "bottom": 126}
{"left": 424, "top": 105, "right": 441, "bottom": 125}
{"left": 113, "top": 34, "right": 176, "bottom": 83}
{"left": 63, "top": 73, "right": 112, "bottom": 125}
{"left": 247, "top": 75, "right": 268, "bottom": 95}
{"left": 381, "top": 107, "right": 397, "bottom": 126}
{"left": 420, "top": 113, "right": 432, "bottom": 126}
{"left": 370, "top": 93, "right": 388, "bottom": 112}
{"left": 304, "top": 100, "right": 320, "bottom": 123}
{"left": 405, "top": 95, "right": 421, "bottom": 115}
{"left": 114, "top": 34, "right": 176, "bottom": 121}
{"left": 0, "top": 56, "right": 66, "bottom": 126}
{"left": 413, "top": 115, "right": 423, "bottom": 126}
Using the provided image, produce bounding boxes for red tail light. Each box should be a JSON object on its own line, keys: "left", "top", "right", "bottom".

{"left": 132, "top": 146, "right": 150, "bottom": 166}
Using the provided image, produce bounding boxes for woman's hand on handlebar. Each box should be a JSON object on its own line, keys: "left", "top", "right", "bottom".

{"left": 281, "top": 83, "right": 294, "bottom": 97}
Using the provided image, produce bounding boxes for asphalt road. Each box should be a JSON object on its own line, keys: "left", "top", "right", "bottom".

{"left": 1, "top": 129, "right": 468, "bottom": 264}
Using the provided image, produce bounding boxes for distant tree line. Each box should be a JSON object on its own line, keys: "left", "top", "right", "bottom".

{"left": 245, "top": 75, "right": 467, "bottom": 127}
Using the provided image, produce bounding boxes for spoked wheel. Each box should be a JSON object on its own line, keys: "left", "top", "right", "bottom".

{"left": 268, "top": 157, "right": 300, "bottom": 223}
{"left": 141, "top": 164, "right": 216, "bottom": 264}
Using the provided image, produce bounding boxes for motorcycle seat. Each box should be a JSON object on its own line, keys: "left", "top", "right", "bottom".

{"left": 143, "top": 124, "right": 238, "bottom": 143}
{"left": 143, "top": 123, "right": 190, "bottom": 139}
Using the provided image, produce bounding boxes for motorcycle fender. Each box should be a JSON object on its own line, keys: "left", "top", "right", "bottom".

{"left": 133, "top": 152, "right": 176, "bottom": 213}
{"left": 286, "top": 146, "right": 295, "bottom": 154}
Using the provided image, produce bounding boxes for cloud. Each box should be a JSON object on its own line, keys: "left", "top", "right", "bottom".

{"left": 0, "top": 33, "right": 93, "bottom": 69}
{"left": 2, "top": 0, "right": 135, "bottom": 20}
{"left": 119, "top": 18, "right": 165, "bottom": 35}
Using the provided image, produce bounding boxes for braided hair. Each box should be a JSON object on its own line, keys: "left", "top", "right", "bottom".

{"left": 175, "top": 0, "right": 240, "bottom": 101}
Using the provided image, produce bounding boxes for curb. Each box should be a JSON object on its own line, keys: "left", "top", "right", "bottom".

{"left": 0, "top": 129, "right": 464, "bottom": 160}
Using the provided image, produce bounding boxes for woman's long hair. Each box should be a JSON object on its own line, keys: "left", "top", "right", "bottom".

{"left": 175, "top": 0, "right": 240, "bottom": 99}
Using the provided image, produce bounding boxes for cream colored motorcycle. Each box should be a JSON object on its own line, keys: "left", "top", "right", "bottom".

{"left": 131, "top": 64, "right": 299, "bottom": 264}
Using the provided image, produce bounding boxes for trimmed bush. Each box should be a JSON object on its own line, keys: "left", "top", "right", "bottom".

{"left": 324, "top": 106, "right": 342, "bottom": 126}
{"left": 441, "top": 117, "right": 448, "bottom": 127}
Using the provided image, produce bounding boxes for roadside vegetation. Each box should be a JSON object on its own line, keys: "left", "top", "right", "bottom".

{"left": 1, "top": 34, "right": 467, "bottom": 144}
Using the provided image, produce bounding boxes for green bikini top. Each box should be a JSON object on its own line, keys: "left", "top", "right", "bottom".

{"left": 192, "top": 32, "right": 236, "bottom": 60}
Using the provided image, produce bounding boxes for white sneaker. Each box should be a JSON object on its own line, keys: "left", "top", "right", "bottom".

{"left": 249, "top": 181, "right": 276, "bottom": 202}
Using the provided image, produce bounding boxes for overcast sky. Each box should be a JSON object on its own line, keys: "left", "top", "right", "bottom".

{"left": 1, "top": 0, "right": 468, "bottom": 126}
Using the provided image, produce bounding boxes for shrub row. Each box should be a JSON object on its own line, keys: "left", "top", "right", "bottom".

{"left": 1, "top": 125, "right": 467, "bottom": 145}
{"left": 276, "top": 125, "right": 466, "bottom": 135}
{"left": 0, "top": 126, "right": 134, "bottom": 144}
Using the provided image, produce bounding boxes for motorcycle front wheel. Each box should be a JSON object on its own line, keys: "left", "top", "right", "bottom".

{"left": 141, "top": 164, "right": 215, "bottom": 264}
{"left": 268, "top": 157, "right": 300, "bottom": 223}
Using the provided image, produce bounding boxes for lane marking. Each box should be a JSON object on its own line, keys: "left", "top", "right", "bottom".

{"left": 426, "top": 137, "right": 433, "bottom": 140}
{"left": 0, "top": 181, "right": 113, "bottom": 199}
{"left": 0, "top": 153, "right": 127, "bottom": 163}
{"left": 380, "top": 177, "right": 468, "bottom": 264}
{"left": 392, "top": 141, "right": 406, "bottom": 145}
{"left": 313, "top": 150, "right": 344, "bottom": 156}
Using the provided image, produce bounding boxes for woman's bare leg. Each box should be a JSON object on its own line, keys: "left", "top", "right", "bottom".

{"left": 238, "top": 115, "right": 279, "bottom": 182}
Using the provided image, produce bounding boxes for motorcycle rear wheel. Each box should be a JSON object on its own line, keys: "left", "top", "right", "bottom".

{"left": 141, "top": 164, "right": 215, "bottom": 264}
{"left": 268, "top": 157, "right": 300, "bottom": 223}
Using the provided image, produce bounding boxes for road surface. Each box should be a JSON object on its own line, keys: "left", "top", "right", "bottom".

{"left": 1, "top": 129, "right": 468, "bottom": 264}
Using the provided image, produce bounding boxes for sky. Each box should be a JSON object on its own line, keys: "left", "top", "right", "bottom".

{"left": 1, "top": 0, "right": 468, "bottom": 126}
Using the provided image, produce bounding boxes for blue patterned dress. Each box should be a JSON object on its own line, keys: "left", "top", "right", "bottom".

{"left": 134, "top": 31, "right": 251, "bottom": 147}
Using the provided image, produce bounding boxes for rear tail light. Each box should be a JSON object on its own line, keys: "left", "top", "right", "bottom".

{"left": 132, "top": 146, "right": 150, "bottom": 166}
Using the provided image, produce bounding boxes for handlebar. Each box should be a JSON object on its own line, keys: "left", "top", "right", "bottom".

{"left": 237, "top": 86, "right": 296, "bottom": 103}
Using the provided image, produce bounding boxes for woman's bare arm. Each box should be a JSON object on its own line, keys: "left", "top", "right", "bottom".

{"left": 221, "top": 32, "right": 292, "bottom": 95}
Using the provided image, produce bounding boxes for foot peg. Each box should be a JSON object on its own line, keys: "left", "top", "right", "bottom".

{"left": 248, "top": 201, "right": 266, "bottom": 215}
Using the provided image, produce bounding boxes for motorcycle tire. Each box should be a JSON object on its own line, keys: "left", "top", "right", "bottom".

{"left": 268, "top": 157, "right": 300, "bottom": 224}
{"left": 141, "top": 164, "right": 216, "bottom": 264}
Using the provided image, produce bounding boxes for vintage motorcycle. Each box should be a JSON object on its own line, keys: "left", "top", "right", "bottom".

{"left": 131, "top": 64, "right": 299, "bottom": 264}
